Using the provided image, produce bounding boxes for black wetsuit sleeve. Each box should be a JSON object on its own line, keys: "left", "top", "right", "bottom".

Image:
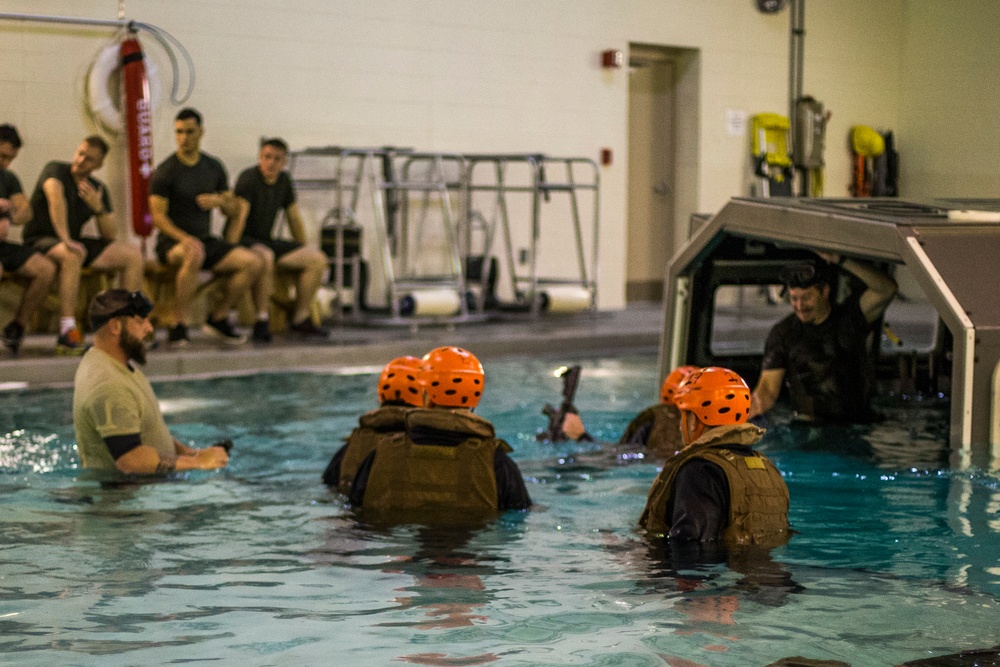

{"left": 348, "top": 450, "right": 376, "bottom": 506}
{"left": 494, "top": 449, "right": 532, "bottom": 510}
{"left": 321, "top": 442, "right": 349, "bottom": 486}
{"left": 667, "top": 459, "right": 730, "bottom": 542}
{"left": 103, "top": 433, "right": 142, "bottom": 460}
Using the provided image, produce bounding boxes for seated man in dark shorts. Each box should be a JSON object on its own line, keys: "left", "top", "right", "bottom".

{"left": 24, "top": 135, "right": 144, "bottom": 354}
{"left": 149, "top": 108, "right": 263, "bottom": 347}
{"left": 227, "top": 138, "right": 328, "bottom": 341}
{"left": 749, "top": 252, "right": 898, "bottom": 424}
{"left": 0, "top": 123, "right": 57, "bottom": 355}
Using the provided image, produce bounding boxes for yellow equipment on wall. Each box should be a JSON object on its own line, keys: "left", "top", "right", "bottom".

{"left": 751, "top": 113, "right": 794, "bottom": 196}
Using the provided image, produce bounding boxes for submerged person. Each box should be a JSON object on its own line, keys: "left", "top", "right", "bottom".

{"left": 618, "top": 364, "right": 699, "bottom": 457}
{"left": 749, "top": 253, "right": 897, "bottom": 424}
{"left": 560, "top": 364, "right": 698, "bottom": 458}
{"left": 72, "top": 289, "right": 230, "bottom": 475}
{"left": 640, "top": 366, "right": 790, "bottom": 546}
{"left": 349, "top": 346, "right": 532, "bottom": 516}
{"left": 322, "top": 355, "right": 424, "bottom": 494}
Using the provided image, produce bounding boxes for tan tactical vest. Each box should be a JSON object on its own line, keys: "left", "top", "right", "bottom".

{"left": 621, "top": 403, "right": 683, "bottom": 458}
{"left": 337, "top": 404, "right": 412, "bottom": 493}
{"left": 640, "top": 423, "right": 790, "bottom": 546}
{"left": 362, "top": 408, "right": 507, "bottom": 515}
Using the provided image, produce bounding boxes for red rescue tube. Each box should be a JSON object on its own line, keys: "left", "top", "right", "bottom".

{"left": 120, "top": 36, "right": 154, "bottom": 237}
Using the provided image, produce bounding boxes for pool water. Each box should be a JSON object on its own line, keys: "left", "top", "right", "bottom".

{"left": 1, "top": 354, "right": 998, "bottom": 666}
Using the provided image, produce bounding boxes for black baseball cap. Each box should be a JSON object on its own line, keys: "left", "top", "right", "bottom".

{"left": 88, "top": 290, "right": 154, "bottom": 331}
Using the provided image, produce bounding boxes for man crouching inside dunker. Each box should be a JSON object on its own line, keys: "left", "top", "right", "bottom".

{"left": 73, "top": 289, "right": 230, "bottom": 475}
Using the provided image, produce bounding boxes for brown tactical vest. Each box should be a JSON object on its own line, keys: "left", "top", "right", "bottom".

{"left": 620, "top": 403, "right": 683, "bottom": 458}
{"left": 337, "top": 404, "right": 413, "bottom": 493}
{"left": 362, "top": 408, "right": 506, "bottom": 515}
{"left": 640, "top": 424, "right": 790, "bottom": 547}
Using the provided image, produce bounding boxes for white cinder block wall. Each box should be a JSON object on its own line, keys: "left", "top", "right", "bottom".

{"left": 0, "top": 0, "right": 978, "bottom": 317}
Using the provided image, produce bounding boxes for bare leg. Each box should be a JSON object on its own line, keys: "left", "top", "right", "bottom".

{"left": 209, "top": 247, "right": 263, "bottom": 320}
{"left": 250, "top": 243, "right": 275, "bottom": 317}
{"left": 90, "top": 241, "right": 144, "bottom": 291}
{"left": 167, "top": 241, "right": 205, "bottom": 325}
{"left": 46, "top": 243, "right": 85, "bottom": 319}
{"left": 277, "top": 246, "right": 327, "bottom": 323}
{"left": 14, "top": 254, "right": 57, "bottom": 326}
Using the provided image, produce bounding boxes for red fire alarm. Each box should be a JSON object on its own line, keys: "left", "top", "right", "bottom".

{"left": 601, "top": 49, "right": 624, "bottom": 69}
{"left": 600, "top": 148, "right": 613, "bottom": 166}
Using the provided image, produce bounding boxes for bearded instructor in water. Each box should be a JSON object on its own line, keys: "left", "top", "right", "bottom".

{"left": 72, "top": 289, "right": 230, "bottom": 475}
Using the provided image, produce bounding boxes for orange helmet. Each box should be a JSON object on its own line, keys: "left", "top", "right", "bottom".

{"left": 673, "top": 367, "right": 751, "bottom": 426}
{"left": 421, "top": 346, "right": 485, "bottom": 408}
{"left": 660, "top": 365, "right": 699, "bottom": 404}
{"left": 378, "top": 356, "right": 424, "bottom": 407}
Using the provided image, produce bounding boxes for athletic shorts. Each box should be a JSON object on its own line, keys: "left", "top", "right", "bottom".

{"left": 156, "top": 235, "right": 237, "bottom": 271}
{"left": 26, "top": 236, "right": 112, "bottom": 268}
{"left": 239, "top": 236, "right": 302, "bottom": 260}
{"left": 0, "top": 241, "right": 37, "bottom": 272}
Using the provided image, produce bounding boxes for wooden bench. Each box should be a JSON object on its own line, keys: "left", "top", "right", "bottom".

{"left": 0, "top": 266, "right": 115, "bottom": 333}
{"left": 143, "top": 260, "right": 313, "bottom": 332}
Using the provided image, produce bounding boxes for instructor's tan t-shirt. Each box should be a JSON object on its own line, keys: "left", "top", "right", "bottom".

{"left": 73, "top": 347, "right": 175, "bottom": 470}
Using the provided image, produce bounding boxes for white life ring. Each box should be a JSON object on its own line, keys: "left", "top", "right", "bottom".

{"left": 86, "top": 41, "right": 161, "bottom": 134}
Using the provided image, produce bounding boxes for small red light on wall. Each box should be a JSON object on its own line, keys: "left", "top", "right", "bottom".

{"left": 601, "top": 49, "right": 623, "bottom": 69}
{"left": 600, "top": 148, "right": 613, "bottom": 166}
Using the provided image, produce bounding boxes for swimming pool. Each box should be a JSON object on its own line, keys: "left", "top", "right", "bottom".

{"left": 1, "top": 354, "right": 998, "bottom": 666}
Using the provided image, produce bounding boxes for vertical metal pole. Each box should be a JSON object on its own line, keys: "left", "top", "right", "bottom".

{"left": 789, "top": 0, "right": 806, "bottom": 194}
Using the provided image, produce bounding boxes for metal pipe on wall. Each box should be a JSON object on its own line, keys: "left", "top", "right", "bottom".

{"left": 788, "top": 0, "right": 805, "bottom": 189}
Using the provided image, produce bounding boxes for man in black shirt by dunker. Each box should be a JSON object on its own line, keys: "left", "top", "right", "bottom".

{"left": 749, "top": 252, "right": 897, "bottom": 424}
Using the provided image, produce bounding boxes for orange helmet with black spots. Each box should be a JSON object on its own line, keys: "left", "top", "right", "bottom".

{"left": 378, "top": 356, "right": 424, "bottom": 407}
{"left": 420, "top": 346, "right": 485, "bottom": 408}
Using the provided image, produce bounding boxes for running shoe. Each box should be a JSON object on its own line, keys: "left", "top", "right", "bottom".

{"left": 290, "top": 318, "right": 329, "bottom": 338}
{"left": 2, "top": 320, "right": 24, "bottom": 356}
{"left": 251, "top": 319, "right": 272, "bottom": 344}
{"left": 202, "top": 317, "right": 248, "bottom": 345}
{"left": 167, "top": 323, "right": 190, "bottom": 348}
{"left": 56, "top": 328, "right": 86, "bottom": 356}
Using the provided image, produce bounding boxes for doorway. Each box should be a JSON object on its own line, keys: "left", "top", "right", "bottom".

{"left": 626, "top": 44, "right": 699, "bottom": 304}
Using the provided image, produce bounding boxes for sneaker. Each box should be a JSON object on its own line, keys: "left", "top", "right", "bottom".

{"left": 202, "top": 316, "right": 248, "bottom": 346}
{"left": 290, "top": 318, "right": 329, "bottom": 338}
{"left": 2, "top": 320, "right": 24, "bottom": 356}
{"left": 251, "top": 319, "right": 272, "bottom": 344}
{"left": 56, "top": 327, "right": 86, "bottom": 356}
{"left": 167, "top": 323, "right": 190, "bottom": 348}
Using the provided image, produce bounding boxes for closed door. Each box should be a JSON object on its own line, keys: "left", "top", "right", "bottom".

{"left": 627, "top": 49, "right": 675, "bottom": 303}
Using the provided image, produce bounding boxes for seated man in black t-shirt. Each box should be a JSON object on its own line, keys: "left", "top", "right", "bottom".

{"left": 0, "top": 123, "right": 57, "bottom": 355}
{"left": 749, "top": 253, "right": 897, "bottom": 424}
{"left": 226, "top": 139, "right": 328, "bottom": 340}
{"left": 25, "top": 135, "right": 145, "bottom": 353}
{"left": 149, "top": 108, "right": 264, "bottom": 347}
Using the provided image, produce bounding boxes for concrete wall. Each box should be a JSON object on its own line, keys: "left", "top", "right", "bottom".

{"left": 1, "top": 0, "right": 906, "bottom": 319}
{"left": 897, "top": 0, "right": 1000, "bottom": 198}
